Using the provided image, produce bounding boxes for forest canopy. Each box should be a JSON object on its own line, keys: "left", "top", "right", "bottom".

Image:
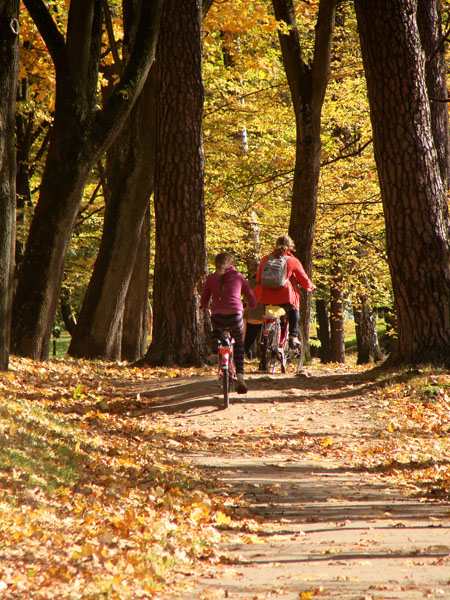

{"left": 1, "top": 0, "right": 449, "bottom": 369}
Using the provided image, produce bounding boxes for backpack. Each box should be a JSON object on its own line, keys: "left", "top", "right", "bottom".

{"left": 260, "top": 254, "right": 288, "bottom": 289}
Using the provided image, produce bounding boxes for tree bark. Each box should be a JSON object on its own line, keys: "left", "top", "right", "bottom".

{"left": 417, "top": 0, "right": 449, "bottom": 189}
{"left": 0, "top": 1, "right": 20, "bottom": 370}
{"left": 355, "top": 0, "right": 450, "bottom": 366}
{"left": 316, "top": 295, "right": 331, "bottom": 363}
{"left": 329, "top": 259, "right": 345, "bottom": 363}
{"left": 68, "top": 65, "right": 156, "bottom": 360}
{"left": 121, "top": 206, "right": 150, "bottom": 361}
{"left": 60, "top": 287, "right": 77, "bottom": 336}
{"left": 142, "top": 0, "right": 209, "bottom": 367}
{"left": 353, "top": 296, "right": 382, "bottom": 364}
{"left": 11, "top": 0, "right": 162, "bottom": 360}
{"left": 271, "top": 0, "right": 336, "bottom": 345}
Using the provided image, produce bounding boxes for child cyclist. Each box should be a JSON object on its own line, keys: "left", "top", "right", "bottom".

{"left": 201, "top": 252, "right": 256, "bottom": 394}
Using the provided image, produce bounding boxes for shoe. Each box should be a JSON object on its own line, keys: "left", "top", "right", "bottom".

{"left": 236, "top": 373, "right": 248, "bottom": 394}
{"left": 289, "top": 336, "right": 301, "bottom": 348}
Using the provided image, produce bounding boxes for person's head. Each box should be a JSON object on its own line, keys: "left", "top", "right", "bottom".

{"left": 273, "top": 235, "right": 294, "bottom": 257}
{"left": 215, "top": 252, "right": 234, "bottom": 274}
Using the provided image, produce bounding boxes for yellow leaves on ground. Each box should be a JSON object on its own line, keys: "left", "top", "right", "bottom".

{"left": 332, "top": 370, "right": 450, "bottom": 498}
{"left": 0, "top": 357, "right": 236, "bottom": 599}
{"left": 1, "top": 358, "right": 450, "bottom": 599}
{"left": 215, "top": 511, "right": 232, "bottom": 526}
{"left": 300, "top": 587, "right": 324, "bottom": 600}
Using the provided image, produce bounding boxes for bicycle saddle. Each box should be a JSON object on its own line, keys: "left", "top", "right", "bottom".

{"left": 263, "top": 305, "right": 286, "bottom": 318}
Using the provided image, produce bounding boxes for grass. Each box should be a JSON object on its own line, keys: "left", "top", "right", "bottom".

{"left": 51, "top": 331, "right": 71, "bottom": 358}
{"left": 343, "top": 319, "right": 388, "bottom": 355}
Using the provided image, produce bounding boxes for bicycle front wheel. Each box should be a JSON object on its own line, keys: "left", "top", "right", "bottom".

{"left": 222, "top": 367, "right": 230, "bottom": 409}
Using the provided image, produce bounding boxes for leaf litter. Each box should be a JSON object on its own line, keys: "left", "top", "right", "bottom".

{"left": 1, "top": 358, "right": 450, "bottom": 598}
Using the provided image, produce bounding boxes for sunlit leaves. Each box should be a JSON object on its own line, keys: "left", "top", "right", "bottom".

{"left": 0, "top": 358, "right": 234, "bottom": 598}
{"left": 203, "top": 0, "right": 297, "bottom": 265}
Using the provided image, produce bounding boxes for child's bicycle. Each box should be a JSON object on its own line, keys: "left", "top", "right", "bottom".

{"left": 217, "top": 330, "right": 236, "bottom": 409}
{"left": 259, "top": 305, "right": 303, "bottom": 373}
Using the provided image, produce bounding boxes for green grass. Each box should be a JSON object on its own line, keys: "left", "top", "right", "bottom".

{"left": 0, "top": 398, "right": 84, "bottom": 495}
{"left": 343, "top": 319, "right": 387, "bottom": 355}
{"left": 51, "top": 331, "right": 71, "bottom": 357}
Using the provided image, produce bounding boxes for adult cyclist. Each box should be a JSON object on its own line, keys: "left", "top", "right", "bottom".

{"left": 254, "top": 235, "right": 315, "bottom": 348}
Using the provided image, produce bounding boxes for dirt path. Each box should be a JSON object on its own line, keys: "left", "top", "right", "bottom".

{"left": 135, "top": 366, "right": 450, "bottom": 600}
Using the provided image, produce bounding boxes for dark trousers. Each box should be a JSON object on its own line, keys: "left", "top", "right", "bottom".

{"left": 211, "top": 313, "right": 245, "bottom": 374}
{"left": 281, "top": 303, "right": 299, "bottom": 338}
{"left": 244, "top": 322, "right": 262, "bottom": 357}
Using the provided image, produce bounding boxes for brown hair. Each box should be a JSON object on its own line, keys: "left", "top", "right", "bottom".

{"left": 215, "top": 252, "right": 234, "bottom": 301}
{"left": 215, "top": 252, "right": 234, "bottom": 273}
{"left": 273, "top": 235, "right": 294, "bottom": 257}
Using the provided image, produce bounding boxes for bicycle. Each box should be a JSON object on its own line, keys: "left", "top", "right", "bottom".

{"left": 216, "top": 330, "right": 236, "bottom": 409}
{"left": 259, "top": 305, "right": 302, "bottom": 373}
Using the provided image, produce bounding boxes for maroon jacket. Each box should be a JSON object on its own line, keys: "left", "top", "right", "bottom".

{"left": 201, "top": 266, "right": 256, "bottom": 314}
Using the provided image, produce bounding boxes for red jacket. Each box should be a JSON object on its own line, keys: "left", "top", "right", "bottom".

{"left": 254, "top": 251, "right": 315, "bottom": 310}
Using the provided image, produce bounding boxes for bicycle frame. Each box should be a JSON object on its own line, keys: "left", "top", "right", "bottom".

{"left": 217, "top": 331, "right": 235, "bottom": 408}
{"left": 260, "top": 306, "right": 300, "bottom": 373}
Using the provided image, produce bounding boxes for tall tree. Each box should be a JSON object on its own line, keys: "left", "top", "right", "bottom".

{"left": 315, "top": 294, "right": 330, "bottom": 363}
{"left": 271, "top": 0, "right": 336, "bottom": 344}
{"left": 11, "top": 0, "right": 163, "bottom": 360}
{"left": 354, "top": 0, "right": 450, "bottom": 366}
{"left": 0, "top": 0, "right": 20, "bottom": 370}
{"left": 353, "top": 296, "right": 382, "bottom": 364}
{"left": 68, "top": 0, "right": 156, "bottom": 361}
{"left": 141, "top": 0, "right": 209, "bottom": 367}
{"left": 417, "top": 0, "right": 450, "bottom": 189}
{"left": 329, "top": 249, "right": 345, "bottom": 363}
{"left": 70, "top": 0, "right": 215, "bottom": 361}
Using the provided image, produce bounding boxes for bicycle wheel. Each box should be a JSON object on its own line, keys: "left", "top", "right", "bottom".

{"left": 222, "top": 367, "right": 230, "bottom": 409}
{"left": 270, "top": 319, "right": 283, "bottom": 373}
{"left": 260, "top": 334, "right": 269, "bottom": 371}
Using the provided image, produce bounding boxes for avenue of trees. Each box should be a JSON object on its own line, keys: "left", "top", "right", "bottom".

{"left": 1, "top": 0, "right": 450, "bottom": 371}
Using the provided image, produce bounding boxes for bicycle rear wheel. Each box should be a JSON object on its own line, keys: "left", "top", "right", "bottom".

{"left": 260, "top": 335, "right": 270, "bottom": 371}
{"left": 269, "top": 320, "right": 283, "bottom": 373}
{"left": 222, "top": 367, "right": 230, "bottom": 408}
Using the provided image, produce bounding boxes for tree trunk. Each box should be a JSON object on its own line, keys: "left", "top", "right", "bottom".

{"left": 11, "top": 0, "right": 162, "bottom": 360}
{"left": 417, "top": 0, "right": 449, "bottom": 189}
{"left": 353, "top": 296, "right": 382, "bottom": 364}
{"left": 355, "top": 0, "right": 450, "bottom": 366}
{"left": 142, "top": 0, "right": 209, "bottom": 367}
{"left": 271, "top": 0, "right": 336, "bottom": 345}
{"left": 15, "top": 111, "right": 34, "bottom": 277}
{"left": 0, "top": 1, "right": 20, "bottom": 370}
{"left": 68, "top": 66, "right": 156, "bottom": 360}
{"left": 121, "top": 207, "right": 150, "bottom": 361}
{"left": 60, "top": 287, "right": 77, "bottom": 336}
{"left": 329, "top": 259, "right": 345, "bottom": 363}
{"left": 316, "top": 295, "right": 331, "bottom": 363}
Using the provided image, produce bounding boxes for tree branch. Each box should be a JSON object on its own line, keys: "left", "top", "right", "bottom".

{"left": 22, "top": 0, "right": 65, "bottom": 69}
{"left": 233, "top": 137, "right": 373, "bottom": 191}
{"left": 91, "top": 0, "right": 163, "bottom": 160}
{"left": 102, "top": 0, "right": 123, "bottom": 75}
{"left": 271, "top": 0, "right": 308, "bottom": 103}
{"left": 312, "top": 0, "right": 337, "bottom": 113}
